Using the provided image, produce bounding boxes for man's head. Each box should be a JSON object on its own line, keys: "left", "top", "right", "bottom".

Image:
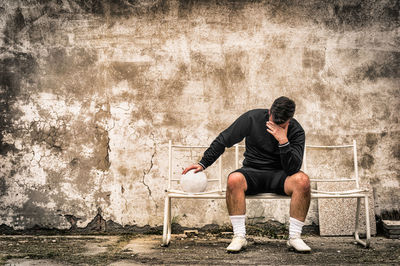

{"left": 269, "top": 96, "right": 296, "bottom": 125}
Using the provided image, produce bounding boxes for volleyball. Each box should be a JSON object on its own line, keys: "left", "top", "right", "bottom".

{"left": 180, "top": 170, "right": 208, "bottom": 193}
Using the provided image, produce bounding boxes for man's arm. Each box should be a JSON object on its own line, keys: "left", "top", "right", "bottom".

{"left": 266, "top": 121, "right": 305, "bottom": 176}
{"left": 182, "top": 112, "right": 251, "bottom": 174}
{"left": 278, "top": 132, "right": 305, "bottom": 176}
{"left": 198, "top": 111, "right": 251, "bottom": 170}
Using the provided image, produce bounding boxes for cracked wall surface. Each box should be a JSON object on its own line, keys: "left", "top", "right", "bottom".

{"left": 0, "top": 0, "right": 399, "bottom": 230}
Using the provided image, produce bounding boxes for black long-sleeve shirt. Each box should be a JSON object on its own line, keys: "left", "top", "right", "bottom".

{"left": 199, "top": 109, "right": 305, "bottom": 176}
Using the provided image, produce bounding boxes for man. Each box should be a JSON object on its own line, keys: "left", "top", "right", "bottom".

{"left": 182, "top": 96, "right": 311, "bottom": 253}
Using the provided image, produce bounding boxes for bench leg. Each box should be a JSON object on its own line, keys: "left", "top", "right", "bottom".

{"left": 364, "top": 195, "right": 371, "bottom": 247}
{"left": 167, "top": 196, "right": 172, "bottom": 244}
{"left": 162, "top": 196, "right": 171, "bottom": 246}
{"left": 354, "top": 196, "right": 371, "bottom": 248}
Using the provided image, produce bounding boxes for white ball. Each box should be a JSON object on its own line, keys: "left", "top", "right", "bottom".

{"left": 180, "top": 170, "right": 208, "bottom": 193}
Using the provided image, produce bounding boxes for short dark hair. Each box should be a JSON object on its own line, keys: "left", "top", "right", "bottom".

{"left": 270, "top": 96, "right": 296, "bottom": 124}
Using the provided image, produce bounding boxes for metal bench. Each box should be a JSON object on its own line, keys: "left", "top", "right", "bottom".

{"left": 162, "top": 140, "right": 371, "bottom": 247}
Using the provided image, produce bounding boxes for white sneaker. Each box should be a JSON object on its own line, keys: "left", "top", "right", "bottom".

{"left": 287, "top": 238, "right": 311, "bottom": 253}
{"left": 226, "top": 235, "right": 247, "bottom": 252}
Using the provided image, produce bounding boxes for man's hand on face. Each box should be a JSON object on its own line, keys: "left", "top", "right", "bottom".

{"left": 266, "top": 120, "right": 289, "bottom": 145}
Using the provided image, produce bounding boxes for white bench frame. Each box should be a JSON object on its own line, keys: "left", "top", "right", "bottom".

{"left": 162, "top": 140, "right": 371, "bottom": 248}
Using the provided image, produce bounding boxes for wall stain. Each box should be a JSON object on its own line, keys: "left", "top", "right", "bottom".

{"left": 190, "top": 52, "right": 213, "bottom": 84}
{"left": 213, "top": 51, "right": 247, "bottom": 108}
{"left": 41, "top": 48, "right": 100, "bottom": 98}
{"left": 361, "top": 153, "right": 375, "bottom": 169}
{"left": 271, "top": 36, "right": 286, "bottom": 49}
{"left": 162, "top": 113, "right": 180, "bottom": 127}
{"left": 392, "top": 144, "right": 400, "bottom": 160}
{"left": 342, "top": 93, "right": 361, "bottom": 113}
{"left": 350, "top": 52, "right": 400, "bottom": 82}
{"left": 365, "top": 133, "right": 378, "bottom": 150}
{"left": 0, "top": 51, "right": 37, "bottom": 155}
{"left": 92, "top": 102, "right": 112, "bottom": 171}
{"left": 332, "top": 2, "right": 364, "bottom": 29}
{"left": 178, "top": 0, "right": 261, "bottom": 17}
{"left": 29, "top": 121, "right": 67, "bottom": 152}
{"left": 45, "top": 0, "right": 170, "bottom": 18}
{"left": 156, "top": 62, "right": 188, "bottom": 127}
{"left": 333, "top": 0, "right": 399, "bottom": 30}
{"left": 131, "top": 106, "right": 154, "bottom": 125}
{"left": 69, "top": 158, "right": 79, "bottom": 167}
{"left": 7, "top": 189, "right": 68, "bottom": 229}
{"left": 3, "top": 7, "right": 25, "bottom": 45}
{"left": 302, "top": 49, "right": 325, "bottom": 71}
{"left": 310, "top": 82, "right": 330, "bottom": 103}
{"left": 159, "top": 63, "right": 188, "bottom": 101}
{"left": 94, "top": 126, "right": 111, "bottom": 171}
{"left": 118, "top": 166, "right": 128, "bottom": 176}
{"left": 108, "top": 61, "right": 152, "bottom": 110}
{"left": 265, "top": 0, "right": 400, "bottom": 30}
{"left": 45, "top": 170, "right": 66, "bottom": 194}
{"left": 0, "top": 177, "right": 6, "bottom": 197}
{"left": 109, "top": 62, "right": 149, "bottom": 88}
{"left": 46, "top": 48, "right": 97, "bottom": 76}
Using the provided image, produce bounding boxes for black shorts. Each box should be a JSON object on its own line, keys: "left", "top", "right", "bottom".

{"left": 231, "top": 167, "right": 288, "bottom": 196}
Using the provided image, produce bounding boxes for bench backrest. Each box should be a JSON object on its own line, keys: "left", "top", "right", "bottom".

{"left": 167, "top": 140, "right": 360, "bottom": 192}
{"left": 303, "top": 140, "right": 360, "bottom": 189}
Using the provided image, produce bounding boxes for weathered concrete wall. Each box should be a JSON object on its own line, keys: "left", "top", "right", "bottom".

{"left": 0, "top": 0, "right": 399, "bottom": 230}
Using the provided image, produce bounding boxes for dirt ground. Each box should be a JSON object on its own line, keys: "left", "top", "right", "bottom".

{"left": 0, "top": 233, "right": 399, "bottom": 265}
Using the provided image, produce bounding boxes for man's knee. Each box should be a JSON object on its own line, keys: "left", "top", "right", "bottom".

{"left": 227, "top": 172, "right": 247, "bottom": 192}
{"left": 291, "top": 171, "right": 311, "bottom": 193}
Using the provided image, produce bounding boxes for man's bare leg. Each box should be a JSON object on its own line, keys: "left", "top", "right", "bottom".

{"left": 284, "top": 171, "right": 311, "bottom": 221}
{"left": 226, "top": 172, "right": 248, "bottom": 252}
{"left": 226, "top": 172, "right": 248, "bottom": 215}
{"left": 284, "top": 171, "right": 312, "bottom": 252}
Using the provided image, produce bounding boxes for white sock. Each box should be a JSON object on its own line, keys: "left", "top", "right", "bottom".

{"left": 230, "top": 215, "right": 246, "bottom": 238}
{"left": 289, "top": 217, "right": 304, "bottom": 239}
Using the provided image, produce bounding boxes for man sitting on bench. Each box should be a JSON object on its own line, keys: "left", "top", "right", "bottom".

{"left": 182, "top": 96, "right": 311, "bottom": 253}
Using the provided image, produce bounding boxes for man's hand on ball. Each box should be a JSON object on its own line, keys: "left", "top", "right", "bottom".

{"left": 182, "top": 164, "right": 204, "bottom": 174}
{"left": 266, "top": 121, "right": 289, "bottom": 145}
